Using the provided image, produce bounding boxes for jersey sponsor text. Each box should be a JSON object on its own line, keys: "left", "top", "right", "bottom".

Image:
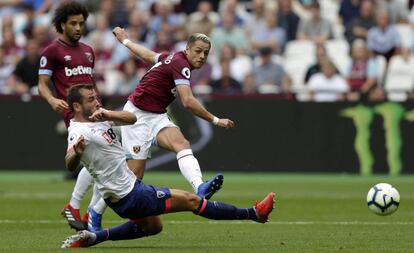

{"left": 64, "top": 66, "right": 93, "bottom": 76}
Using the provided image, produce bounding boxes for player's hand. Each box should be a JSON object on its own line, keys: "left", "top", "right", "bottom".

{"left": 50, "top": 97, "right": 69, "bottom": 113}
{"left": 74, "top": 135, "right": 86, "bottom": 155}
{"left": 89, "top": 108, "right": 110, "bottom": 122}
{"left": 112, "top": 27, "right": 128, "bottom": 43}
{"left": 217, "top": 118, "right": 235, "bottom": 129}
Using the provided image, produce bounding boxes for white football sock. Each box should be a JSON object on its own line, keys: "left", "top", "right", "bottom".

{"left": 69, "top": 167, "right": 93, "bottom": 209}
{"left": 177, "top": 149, "right": 203, "bottom": 192}
{"left": 92, "top": 198, "right": 107, "bottom": 215}
{"left": 88, "top": 184, "right": 101, "bottom": 209}
{"left": 89, "top": 184, "right": 107, "bottom": 215}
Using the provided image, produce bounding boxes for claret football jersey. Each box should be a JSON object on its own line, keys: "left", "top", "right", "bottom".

{"left": 39, "top": 39, "right": 95, "bottom": 124}
{"left": 128, "top": 51, "right": 192, "bottom": 113}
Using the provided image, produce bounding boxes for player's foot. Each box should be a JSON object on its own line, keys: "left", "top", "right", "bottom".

{"left": 61, "top": 203, "right": 86, "bottom": 231}
{"left": 254, "top": 192, "right": 275, "bottom": 223}
{"left": 61, "top": 230, "right": 94, "bottom": 248}
{"left": 87, "top": 207, "right": 103, "bottom": 232}
{"left": 197, "top": 173, "right": 224, "bottom": 200}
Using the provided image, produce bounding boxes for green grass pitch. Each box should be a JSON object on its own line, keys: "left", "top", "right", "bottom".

{"left": 0, "top": 171, "right": 413, "bottom": 253}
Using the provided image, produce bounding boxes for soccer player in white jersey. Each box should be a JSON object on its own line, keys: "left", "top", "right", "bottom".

{"left": 61, "top": 84, "right": 275, "bottom": 248}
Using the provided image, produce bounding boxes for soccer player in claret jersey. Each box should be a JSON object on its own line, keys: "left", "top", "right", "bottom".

{"left": 61, "top": 84, "right": 275, "bottom": 248}
{"left": 37, "top": 1, "right": 103, "bottom": 232}
{"left": 112, "top": 27, "right": 235, "bottom": 200}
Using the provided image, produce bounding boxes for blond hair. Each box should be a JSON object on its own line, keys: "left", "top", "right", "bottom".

{"left": 187, "top": 33, "right": 211, "bottom": 48}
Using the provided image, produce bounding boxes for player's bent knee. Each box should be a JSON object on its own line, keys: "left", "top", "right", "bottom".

{"left": 145, "top": 222, "right": 163, "bottom": 235}
{"left": 173, "top": 138, "right": 190, "bottom": 151}
{"left": 181, "top": 139, "right": 190, "bottom": 148}
{"left": 137, "top": 217, "right": 163, "bottom": 235}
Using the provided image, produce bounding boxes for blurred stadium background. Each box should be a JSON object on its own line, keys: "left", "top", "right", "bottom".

{"left": 1, "top": 0, "right": 414, "bottom": 252}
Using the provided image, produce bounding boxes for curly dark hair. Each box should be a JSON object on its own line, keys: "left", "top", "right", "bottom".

{"left": 52, "top": 1, "right": 89, "bottom": 34}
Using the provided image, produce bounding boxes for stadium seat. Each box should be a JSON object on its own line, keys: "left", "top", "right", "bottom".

{"left": 294, "top": 86, "right": 312, "bottom": 102}
{"left": 326, "top": 39, "right": 350, "bottom": 59}
{"left": 284, "top": 40, "right": 316, "bottom": 90}
{"left": 319, "top": 0, "right": 340, "bottom": 26}
{"left": 325, "top": 39, "right": 351, "bottom": 75}
{"left": 332, "top": 22, "right": 345, "bottom": 40}
{"left": 193, "top": 84, "right": 212, "bottom": 95}
{"left": 394, "top": 24, "right": 412, "bottom": 49}
{"left": 331, "top": 54, "right": 351, "bottom": 76}
{"left": 0, "top": 18, "right": 2, "bottom": 44}
{"left": 103, "top": 70, "right": 123, "bottom": 95}
{"left": 257, "top": 84, "right": 280, "bottom": 94}
{"left": 285, "top": 57, "right": 315, "bottom": 89}
{"left": 284, "top": 40, "right": 315, "bottom": 60}
{"left": 319, "top": 0, "right": 344, "bottom": 39}
{"left": 384, "top": 55, "right": 414, "bottom": 101}
{"left": 398, "top": 0, "right": 409, "bottom": 8}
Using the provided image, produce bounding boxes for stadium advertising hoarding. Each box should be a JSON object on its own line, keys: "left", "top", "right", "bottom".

{"left": 2, "top": 96, "right": 414, "bottom": 174}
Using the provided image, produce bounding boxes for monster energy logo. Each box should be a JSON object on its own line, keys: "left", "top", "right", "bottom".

{"left": 341, "top": 102, "right": 412, "bottom": 176}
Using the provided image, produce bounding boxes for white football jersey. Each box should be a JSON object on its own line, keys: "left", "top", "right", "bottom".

{"left": 67, "top": 120, "right": 136, "bottom": 199}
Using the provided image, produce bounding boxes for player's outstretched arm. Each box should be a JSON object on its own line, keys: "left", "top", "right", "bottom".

{"left": 177, "top": 85, "right": 235, "bottom": 129}
{"left": 38, "top": 74, "right": 69, "bottom": 113}
{"left": 89, "top": 108, "right": 137, "bottom": 126}
{"left": 65, "top": 136, "right": 85, "bottom": 172}
{"left": 112, "top": 27, "right": 158, "bottom": 65}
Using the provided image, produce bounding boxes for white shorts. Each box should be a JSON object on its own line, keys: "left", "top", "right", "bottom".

{"left": 121, "top": 100, "right": 178, "bottom": 160}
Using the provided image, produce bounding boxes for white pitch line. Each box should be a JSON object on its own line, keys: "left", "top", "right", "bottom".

{"left": 0, "top": 220, "right": 413, "bottom": 225}
{"left": 2, "top": 192, "right": 414, "bottom": 200}
{"left": 0, "top": 192, "right": 67, "bottom": 199}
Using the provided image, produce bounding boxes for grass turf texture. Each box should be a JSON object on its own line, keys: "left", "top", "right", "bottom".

{"left": 0, "top": 171, "right": 413, "bottom": 253}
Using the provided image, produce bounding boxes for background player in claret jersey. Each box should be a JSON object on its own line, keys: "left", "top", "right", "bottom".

{"left": 112, "top": 27, "right": 235, "bottom": 200}
{"left": 37, "top": 1, "right": 104, "bottom": 232}
{"left": 60, "top": 84, "right": 275, "bottom": 248}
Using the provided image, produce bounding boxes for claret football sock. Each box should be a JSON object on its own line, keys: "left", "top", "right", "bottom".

{"left": 194, "top": 198, "right": 257, "bottom": 220}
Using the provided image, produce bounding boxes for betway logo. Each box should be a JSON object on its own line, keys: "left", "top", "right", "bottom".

{"left": 65, "top": 66, "right": 92, "bottom": 76}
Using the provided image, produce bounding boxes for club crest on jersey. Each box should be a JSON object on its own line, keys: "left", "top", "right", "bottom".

{"left": 40, "top": 56, "right": 47, "bottom": 67}
{"left": 156, "top": 190, "right": 166, "bottom": 198}
{"left": 133, "top": 146, "right": 141, "bottom": 154}
{"left": 181, "top": 67, "right": 191, "bottom": 79}
{"left": 64, "top": 55, "right": 72, "bottom": 61}
{"left": 85, "top": 52, "right": 93, "bottom": 63}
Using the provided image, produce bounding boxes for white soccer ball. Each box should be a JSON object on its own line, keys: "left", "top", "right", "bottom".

{"left": 366, "top": 183, "right": 400, "bottom": 216}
